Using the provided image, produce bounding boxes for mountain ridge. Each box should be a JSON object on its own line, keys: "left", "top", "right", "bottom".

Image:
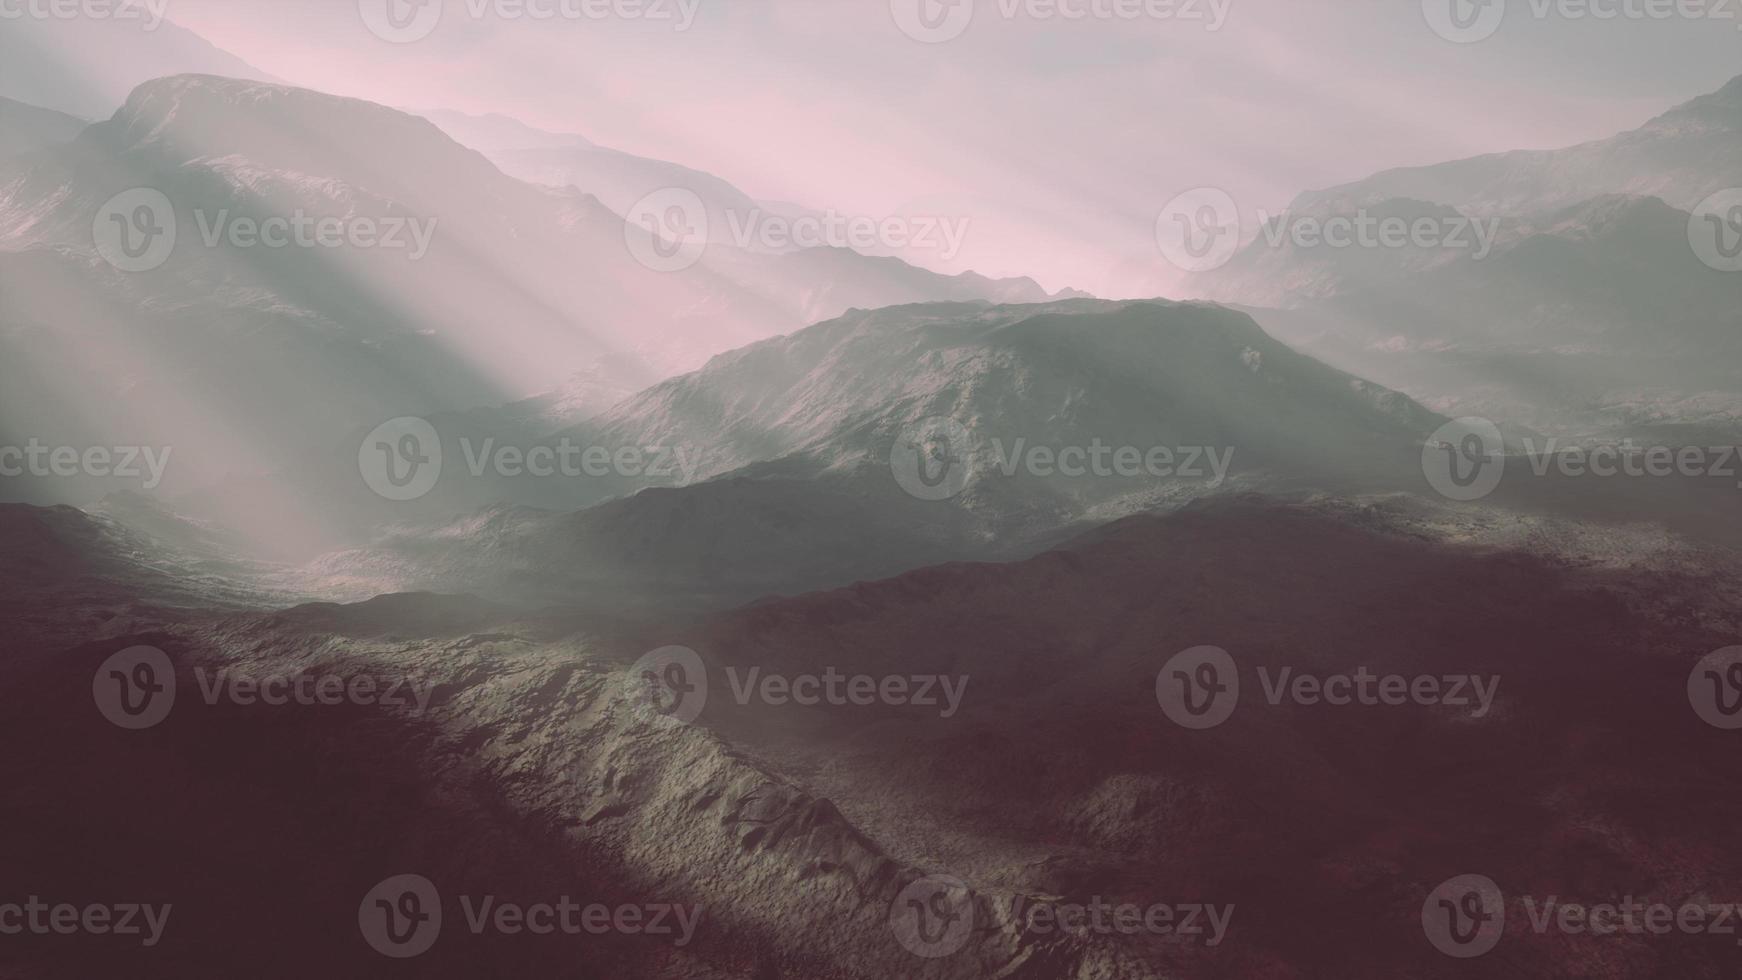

{"left": 1290, "top": 73, "right": 1742, "bottom": 217}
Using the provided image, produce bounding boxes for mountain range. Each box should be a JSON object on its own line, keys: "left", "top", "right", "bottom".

{"left": 1292, "top": 74, "right": 1742, "bottom": 218}
{"left": 5, "top": 23, "right": 1742, "bottom": 979}
{"left": 1195, "top": 74, "right": 1742, "bottom": 433}
{"left": 6, "top": 493, "right": 1739, "bottom": 978}
{"left": 0, "top": 13, "right": 276, "bottom": 120}
{"left": 0, "top": 74, "right": 1070, "bottom": 536}
{"left": 299, "top": 298, "right": 1445, "bottom": 605}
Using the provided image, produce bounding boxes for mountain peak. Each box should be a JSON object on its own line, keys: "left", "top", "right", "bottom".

{"left": 115, "top": 74, "right": 441, "bottom": 145}
{"left": 1652, "top": 71, "right": 1742, "bottom": 124}
{"left": 98, "top": 74, "right": 507, "bottom": 197}
{"left": 0, "top": 95, "right": 86, "bottom": 155}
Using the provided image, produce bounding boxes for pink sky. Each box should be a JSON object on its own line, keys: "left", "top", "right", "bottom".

{"left": 135, "top": 1, "right": 1742, "bottom": 295}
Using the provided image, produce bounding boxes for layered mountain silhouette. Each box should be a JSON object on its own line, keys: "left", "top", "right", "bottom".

{"left": 1291, "top": 74, "right": 1742, "bottom": 217}
{"left": 0, "top": 13, "right": 275, "bottom": 120}
{"left": 421, "top": 107, "right": 770, "bottom": 249}
{"left": 5, "top": 22, "right": 1740, "bottom": 980}
{"left": 0, "top": 96, "right": 85, "bottom": 157}
{"left": 0, "top": 74, "right": 1071, "bottom": 525}
{"left": 304, "top": 299, "right": 1445, "bottom": 605}
{"left": 1208, "top": 195, "right": 1742, "bottom": 355}
{"left": 1196, "top": 75, "right": 1742, "bottom": 431}
{"left": 421, "top": 107, "right": 1062, "bottom": 282}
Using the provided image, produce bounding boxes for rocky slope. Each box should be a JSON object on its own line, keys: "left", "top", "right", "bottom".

{"left": 6, "top": 495, "right": 1740, "bottom": 978}
{"left": 300, "top": 299, "right": 1447, "bottom": 604}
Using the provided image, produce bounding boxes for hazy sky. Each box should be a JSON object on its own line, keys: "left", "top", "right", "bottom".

{"left": 105, "top": 1, "right": 1742, "bottom": 294}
